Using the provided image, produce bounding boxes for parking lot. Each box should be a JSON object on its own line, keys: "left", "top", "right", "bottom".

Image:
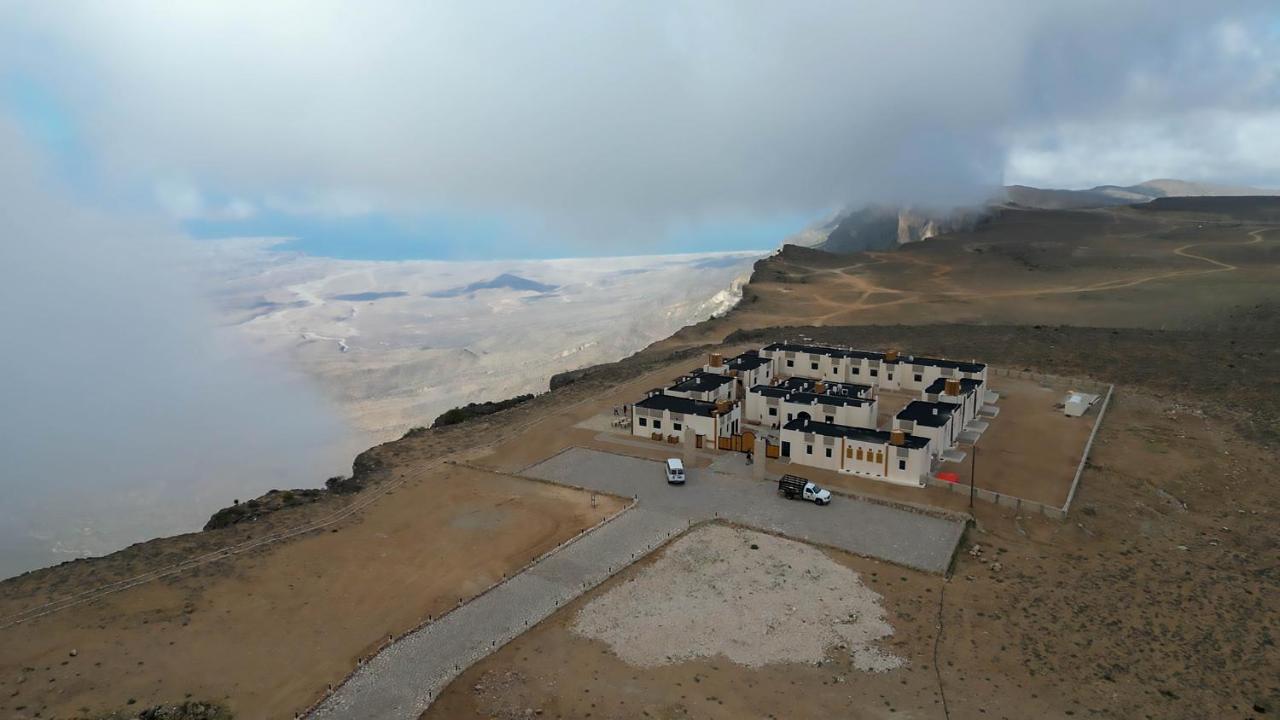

{"left": 312, "top": 447, "right": 966, "bottom": 719}
{"left": 524, "top": 447, "right": 966, "bottom": 574}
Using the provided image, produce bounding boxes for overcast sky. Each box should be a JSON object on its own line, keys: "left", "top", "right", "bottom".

{"left": 1, "top": 1, "right": 1277, "bottom": 256}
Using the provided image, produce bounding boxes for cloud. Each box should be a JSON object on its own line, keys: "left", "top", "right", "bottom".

{"left": 0, "top": 118, "right": 357, "bottom": 577}
{"left": 2, "top": 1, "right": 1277, "bottom": 241}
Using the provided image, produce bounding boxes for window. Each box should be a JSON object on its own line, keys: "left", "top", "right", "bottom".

{"left": 673, "top": 422, "right": 682, "bottom": 431}
{"left": 846, "top": 447, "right": 853, "bottom": 458}
{"left": 806, "top": 445, "right": 813, "bottom": 455}
{"left": 870, "top": 369, "right": 878, "bottom": 377}
{"left": 875, "top": 450, "right": 883, "bottom": 463}
{"left": 851, "top": 367, "right": 860, "bottom": 375}
{"left": 653, "top": 420, "right": 662, "bottom": 430}
{"left": 787, "top": 413, "right": 793, "bottom": 421}
{"left": 856, "top": 447, "right": 864, "bottom": 460}
{"left": 786, "top": 359, "right": 794, "bottom": 367}
{"left": 898, "top": 459, "right": 907, "bottom": 471}
{"left": 825, "top": 415, "right": 834, "bottom": 423}
{"left": 638, "top": 417, "right": 647, "bottom": 427}
{"left": 811, "top": 362, "right": 819, "bottom": 370}
{"left": 768, "top": 407, "right": 778, "bottom": 416}
{"left": 825, "top": 447, "right": 832, "bottom": 458}
{"left": 914, "top": 373, "right": 923, "bottom": 383}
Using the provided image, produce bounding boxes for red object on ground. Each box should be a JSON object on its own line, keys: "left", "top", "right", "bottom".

{"left": 936, "top": 471, "right": 960, "bottom": 483}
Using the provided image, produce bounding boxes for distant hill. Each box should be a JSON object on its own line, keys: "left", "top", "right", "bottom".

{"left": 1005, "top": 179, "right": 1280, "bottom": 210}
{"left": 810, "top": 179, "right": 1280, "bottom": 253}
{"left": 427, "top": 273, "right": 558, "bottom": 298}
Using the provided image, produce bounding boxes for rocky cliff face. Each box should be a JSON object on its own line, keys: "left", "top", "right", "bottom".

{"left": 817, "top": 204, "right": 985, "bottom": 254}
{"left": 808, "top": 179, "right": 1280, "bottom": 254}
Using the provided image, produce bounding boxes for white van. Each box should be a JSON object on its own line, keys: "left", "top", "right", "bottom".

{"left": 665, "top": 458, "right": 685, "bottom": 484}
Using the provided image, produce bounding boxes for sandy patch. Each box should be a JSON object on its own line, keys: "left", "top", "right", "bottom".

{"left": 571, "top": 524, "right": 904, "bottom": 671}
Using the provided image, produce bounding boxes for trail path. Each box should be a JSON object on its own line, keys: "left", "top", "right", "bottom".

{"left": 800, "top": 225, "right": 1271, "bottom": 322}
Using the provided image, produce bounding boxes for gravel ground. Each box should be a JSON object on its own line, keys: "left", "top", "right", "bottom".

{"left": 573, "top": 524, "right": 904, "bottom": 671}
{"left": 525, "top": 447, "right": 966, "bottom": 574}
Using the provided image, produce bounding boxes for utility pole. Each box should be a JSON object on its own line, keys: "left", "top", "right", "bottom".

{"left": 969, "top": 443, "right": 978, "bottom": 509}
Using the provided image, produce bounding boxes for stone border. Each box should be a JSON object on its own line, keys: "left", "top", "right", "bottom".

{"left": 297, "top": 490, "right": 638, "bottom": 718}
{"left": 1062, "top": 383, "right": 1114, "bottom": 515}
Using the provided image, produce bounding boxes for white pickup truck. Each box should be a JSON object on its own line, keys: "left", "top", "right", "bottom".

{"left": 777, "top": 474, "right": 831, "bottom": 505}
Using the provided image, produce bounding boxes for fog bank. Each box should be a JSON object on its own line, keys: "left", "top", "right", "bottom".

{"left": 0, "top": 123, "right": 361, "bottom": 578}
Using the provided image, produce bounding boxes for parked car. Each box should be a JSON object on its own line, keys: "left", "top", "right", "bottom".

{"left": 777, "top": 474, "right": 831, "bottom": 505}
{"left": 665, "top": 458, "right": 686, "bottom": 484}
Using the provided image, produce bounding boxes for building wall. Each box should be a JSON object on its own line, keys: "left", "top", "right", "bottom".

{"left": 665, "top": 382, "right": 733, "bottom": 403}
{"left": 631, "top": 406, "right": 717, "bottom": 441}
{"left": 921, "top": 389, "right": 979, "bottom": 428}
{"left": 778, "top": 428, "right": 932, "bottom": 488}
{"left": 893, "top": 417, "right": 954, "bottom": 457}
{"left": 742, "top": 390, "right": 781, "bottom": 427}
{"left": 779, "top": 397, "right": 878, "bottom": 430}
{"left": 762, "top": 345, "right": 988, "bottom": 395}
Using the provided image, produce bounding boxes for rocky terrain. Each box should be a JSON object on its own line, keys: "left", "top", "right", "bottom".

{"left": 2, "top": 195, "right": 1277, "bottom": 718}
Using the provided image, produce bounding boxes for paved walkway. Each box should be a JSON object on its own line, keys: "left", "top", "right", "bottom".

{"left": 311, "top": 447, "right": 965, "bottom": 719}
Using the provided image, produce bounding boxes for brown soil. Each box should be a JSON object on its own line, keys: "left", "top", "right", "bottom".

{"left": 424, "top": 201, "right": 1280, "bottom": 718}
{"left": 424, "top": 528, "right": 958, "bottom": 720}
{"left": 426, "top": 386, "right": 1279, "bottom": 720}
{"left": 4, "top": 199, "right": 1278, "bottom": 719}
{"left": 0, "top": 466, "right": 625, "bottom": 719}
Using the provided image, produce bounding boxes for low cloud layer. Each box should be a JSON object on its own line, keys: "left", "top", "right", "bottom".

{"left": 3, "top": 1, "right": 1277, "bottom": 240}
{"left": 0, "top": 122, "right": 358, "bottom": 577}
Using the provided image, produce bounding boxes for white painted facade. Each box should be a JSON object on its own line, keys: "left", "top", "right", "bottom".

{"left": 778, "top": 395, "right": 878, "bottom": 430}
{"left": 779, "top": 421, "right": 932, "bottom": 487}
{"left": 893, "top": 407, "right": 958, "bottom": 459}
{"left": 664, "top": 371, "right": 735, "bottom": 403}
{"left": 631, "top": 397, "right": 740, "bottom": 443}
{"left": 759, "top": 343, "right": 988, "bottom": 395}
{"left": 921, "top": 380, "right": 980, "bottom": 429}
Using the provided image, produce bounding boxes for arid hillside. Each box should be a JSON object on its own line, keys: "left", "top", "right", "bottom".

{"left": 2, "top": 198, "right": 1277, "bottom": 719}
{"left": 663, "top": 199, "right": 1279, "bottom": 345}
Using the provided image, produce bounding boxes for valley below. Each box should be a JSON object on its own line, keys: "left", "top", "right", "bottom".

{"left": 199, "top": 240, "right": 760, "bottom": 441}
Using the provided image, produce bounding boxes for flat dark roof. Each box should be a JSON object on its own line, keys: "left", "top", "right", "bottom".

{"left": 784, "top": 391, "right": 872, "bottom": 408}
{"left": 896, "top": 400, "right": 957, "bottom": 427}
{"left": 636, "top": 393, "right": 719, "bottom": 417}
{"left": 727, "top": 352, "right": 770, "bottom": 370}
{"left": 779, "top": 377, "right": 871, "bottom": 396}
{"left": 783, "top": 418, "right": 930, "bottom": 449}
{"left": 669, "top": 371, "right": 735, "bottom": 393}
{"left": 925, "top": 377, "right": 983, "bottom": 396}
{"left": 748, "top": 383, "right": 872, "bottom": 406}
{"left": 763, "top": 342, "right": 882, "bottom": 361}
{"left": 749, "top": 384, "right": 790, "bottom": 399}
{"left": 763, "top": 342, "right": 985, "bottom": 373}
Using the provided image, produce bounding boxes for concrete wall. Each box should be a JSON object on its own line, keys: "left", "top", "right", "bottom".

{"left": 779, "top": 397, "right": 877, "bottom": 430}
{"left": 894, "top": 416, "right": 955, "bottom": 457}
{"left": 742, "top": 390, "right": 781, "bottom": 427}
{"left": 631, "top": 406, "right": 717, "bottom": 441}
{"left": 665, "top": 383, "right": 733, "bottom": 403}
{"left": 779, "top": 429, "right": 931, "bottom": 487}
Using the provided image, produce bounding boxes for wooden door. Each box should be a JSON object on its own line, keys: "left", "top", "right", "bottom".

{"left": 741, "top": 430, "right": 755, "bottom": 454}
